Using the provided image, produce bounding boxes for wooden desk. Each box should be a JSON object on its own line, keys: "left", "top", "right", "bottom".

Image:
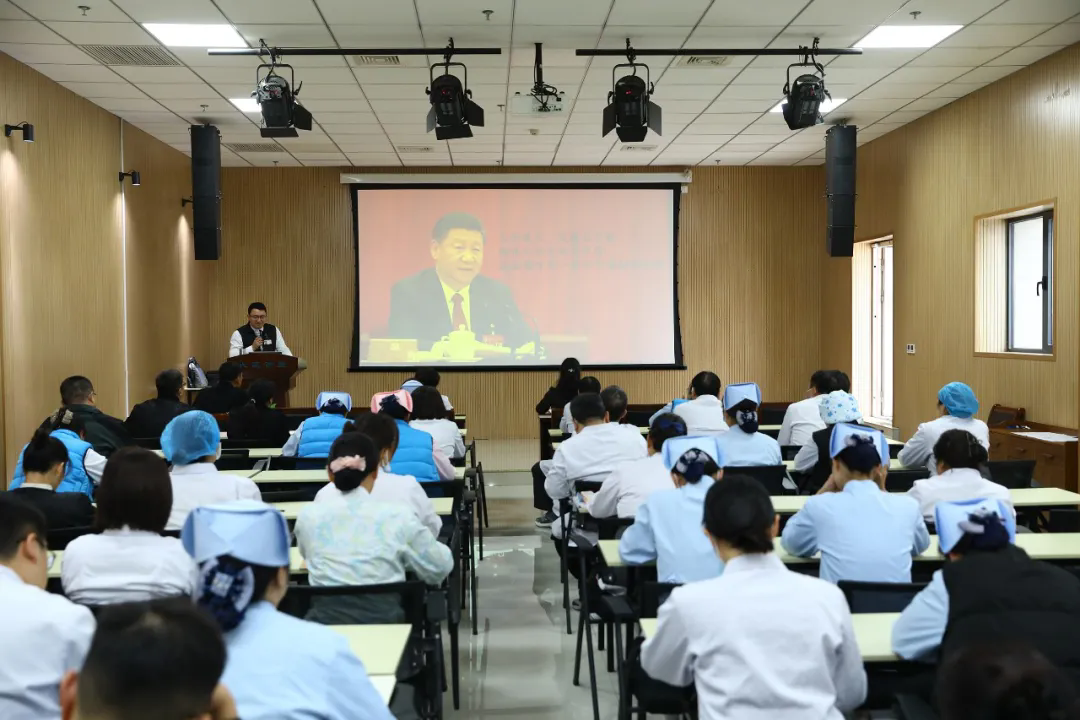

{"left": 248, "top": 447, "right": 283, "bottom": 458}
{"left": 990, "top": 424, "right": 1078, "bottom": 492}
{"left": 328, "top": 624, "right": 412, "bottom": 676}
{"left": 783, "top": 458, "right": 907, "bottom": 471}
{"left": 370, "top": 675, "right": 396, "bottom": 705}
{"left": 772, "top": 487, "right": 1080, "bottom": 516}
{"left": 231, "top": 469, "right": 262, "bottom": 478}
{"left": 256, "top": 467, "right": 467, "bottom": 485}
{"left": 274, "top": 496, "right": 454, "bottom": 521}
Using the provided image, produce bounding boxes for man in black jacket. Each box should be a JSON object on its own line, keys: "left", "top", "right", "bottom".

{"left": 125, "top": 369, "right": 191, "bottom": 439}
{"left": 193, "top": 362, "right": 249, "bottom": 415}
{"left": 40, "top": 376, "right": 132, "bottom": 457}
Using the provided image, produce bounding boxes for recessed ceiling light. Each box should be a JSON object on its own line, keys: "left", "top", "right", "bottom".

{"left": 770, "top": 97, "right": 847, "bottom": 114}
{"left": 855, "top": 25, "right": 962, "bottom": 49}
{"left": 143, "top": 23, "right": 246, "bottom": 48}
{"left": 230, "top": 97, "right": 260, "bottom": 113}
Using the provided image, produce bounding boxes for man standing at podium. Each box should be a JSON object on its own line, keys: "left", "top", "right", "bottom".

{"left": 229, "top": 302, "right": 293, "bottom": 357}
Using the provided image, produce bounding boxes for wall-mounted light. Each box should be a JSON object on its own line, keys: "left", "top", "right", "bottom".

{"left": 4, "top": 122, "right": 34, "bottom": 142}
{"left": 119, "top": 170, "right": 141, "bottom": 186}
{"left": 181, "top": 196, "right": 194, "bottom": 207}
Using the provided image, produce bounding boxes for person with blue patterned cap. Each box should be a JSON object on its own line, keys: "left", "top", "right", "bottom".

{"left": 898, "top": 382, "right": 990, "bottom": 475}
{"left": 182, "top": 501, "right": 394, "bottom": 720}
{"left": 781, "top": 423, "right": 930, "bottom": 584}
{"left": 618, "top": 438, "right": 726, "bottom": 583}
{"left": 163, "top": 411, "right": 261, "bottom": 530}
{"left": 281, "top": 392, "right": 352, "bottom": 458}
{"left": 715, "top": 382, "right": 783, "bottom": 467}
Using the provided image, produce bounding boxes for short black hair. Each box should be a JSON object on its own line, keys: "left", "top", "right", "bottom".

{"left": 934, "top": 429, "right": 988, "bottom": 471}
{"left": 60, "top": 375, "right": 94, "bottom": 404}
{"left": 411, "top": 386, "right": 446, "bottom": 421}
{"left": 328, "top": 431, "right": 380, "bottom": 492}
{"left": 414, "top": 368, "right": 441, "bottom": 387}
{"left": 78, "top": 598, "right": 226, "bottom": 720}
{"left": 217, "top": 362, "right": 242, "bottom": 384}
{"left": 0, "top": 495, "right": 47, "bottom": 561}
{"left": 835, "top": 441, "right": 884, "bottom": 474}
{"left": 690, "top": 371, "right": 721, "bottom": 398}
{"left": 578, "top": 376, "right": 602, "bottom": 394}
{"left": 96, "top": 448, "right": 173, "bottom": 533}
{"left": 247, "top": 302, "right": 267, "bottom": 315}
{"left": 703, "top": 475, "right": 775, "bottom": 554}
{"left": 248, "top": 379, "right": 276, "bottom": 407}
{"left": 810, "top": 370, "right": 838, "bottom": 395}
{"left": 648, "top": 413, "right": 688, "bottom": 451}
{"left": 570, "top": 392, "right": 606, "bottom": 425}
{"left": 22, "top": 428, "right": 69, "bottom": 475}
{"left": 155, "top": 369, "right": 185, "bottom": 400}
{"left": 351, "top": 412, "right": 399, "bottom": 455}
{"left": 432, "top": 212, "right": 485, "bottom": 244}
{"left": 832, "top": 370, "right": 851, "bottom": 393}
{"left": 600, "top": 385, "right": 629, "bottom": 422}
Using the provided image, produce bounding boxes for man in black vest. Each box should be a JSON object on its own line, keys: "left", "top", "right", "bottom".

{"left": 228, "top": 302, "right": 293, "bottom": 357}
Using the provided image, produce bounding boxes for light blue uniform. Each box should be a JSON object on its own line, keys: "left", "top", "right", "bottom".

{"left": 781, "top": 480, "right": 930, "bottom": 584}
{"left": 715, "top": 429, "right": 783, "bottom": 467}
{"left": 891, "top": 570, "right": 949, "bottom": 660}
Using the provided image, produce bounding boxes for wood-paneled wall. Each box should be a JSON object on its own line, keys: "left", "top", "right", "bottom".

{"left": 821, "top": 45, "right": 1080, "bottom": 437}
{"left": 209, "top": 165, "right": 826, "bottom": 438}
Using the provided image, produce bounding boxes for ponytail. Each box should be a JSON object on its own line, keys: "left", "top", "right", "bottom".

{"left": 22, "top": 427, "right": 69, "bottom": 474}
{"left": 727, "top": 400, "right": 759, "bottom": 434}
{"left": 328, "top": 431, "right": 379, "bottom": 493}
{"left": 934, "top": 429, "right": 989, "bottom": 471}
{"left": 703, "top": 475, "right": 776, "bottom": 554}
{"left": 195, "top": 556, "right": 279, "bottom": 632}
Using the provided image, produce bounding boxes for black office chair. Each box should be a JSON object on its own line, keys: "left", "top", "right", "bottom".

{"left": 47, "top": 525, "right": 96, "bottom": 550}
{"left": 885, "top": 469, "right": 930, "bottom": 493}
{"left": 987, "top": 459, "right": 1036, "bottom": 489}
{"left": 839, "top": 580, "right": 926, "bottom": 613}
{"left": 781, "top": 444, "right": 801, "bottom": 461}
{"left": 727, "top": 465, "right": 789, "bottom": 494}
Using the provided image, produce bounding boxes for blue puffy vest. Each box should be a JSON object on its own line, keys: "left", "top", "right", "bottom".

{"left": 297, "top": 413, "right": 350, "bottom": 458}
{"left": 11, "top": 429, "right": 94, "bottom": 498}
{"left": 389, "top": 419, "right": 439, "bottom": 483}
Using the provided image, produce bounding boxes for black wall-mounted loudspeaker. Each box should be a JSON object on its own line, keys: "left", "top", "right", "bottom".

{"left": 825, "top": 124, "right": 857, "bottom": 257}
{"left": 190, "top": 124, "right": 221, "bottom": 261}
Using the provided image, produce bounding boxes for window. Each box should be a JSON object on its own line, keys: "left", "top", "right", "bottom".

{"left": 1007, "top": 211, "right": 1053, "bottom": 353}
{"left": 852, "top": 237, "right": 893, "bottom": 425}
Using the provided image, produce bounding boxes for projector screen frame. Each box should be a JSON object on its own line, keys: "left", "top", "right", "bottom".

{"left": 347, "top": 181, "right": 685, "bottom": 373}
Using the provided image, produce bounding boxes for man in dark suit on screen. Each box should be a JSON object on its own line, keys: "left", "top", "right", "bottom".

{"left": 387, "top": 212, "right": 533, "bottom": 351}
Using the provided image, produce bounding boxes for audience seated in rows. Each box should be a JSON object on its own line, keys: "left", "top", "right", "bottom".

{"left": 225, "top": 379, "right": 290, "bottom": 447}
{"left": 162, "top": 411, "right": 261, "bottom": 531}
{"left": 0, "top": 496, "right": 96, "bottom": 720}
{"left": 401, "top": 366, "right": 454, "bottom": 413}
{"left": 534, "top": 357, "right": 581, "bottom": 416}
{"left": 282, "top": 392, "right": 352, "bottom": 458}
{"left": 41, "top": 376, "right": 132, "bottom": 457}
{"left": 777, "top": 369, "right": 847, "bottom": 447}
{"left": 781, "top": 424, "right": 929, "bottom": 584}
{"left": 898, "top": 381, "right": 990, "bottom": 475}
{"left": 184, "top": 502, "right": 394, "bottom": 719}
{"left": 4, "top": 428, "right": 94, "bottom": 529}
{"left": 374, "top": 390, "right": 454, "bottom": 482}
{"left": 793, "top": 389, "right": 864, "bottom": 492}
{"left": 296, "top": 431, "right": 454, "bottom": 624}
{"left": 908, "top": 429, "right": 1012, "bottom": 522}
{"left": 587, "top": 413, "right": 688, "bottom": 520}
{"left": 314, "top": 413, "right": 441, "bottom": 538}
{"left": 620, "top": 440, "right": 726, "bottom": 584}
{"left": 62, "top": 448, "right": 196, "bottom": 605}
{"left": 192, "top": 362, "right": 248, "bottom": 416}
{"left": 715, "top": 382, "right": 783, "bottom": 466}
{"left": 639, "top": 476, "right": 867, "bottom": 718}
{"left": 409, "top": 386, "right": 465, "bottom": 460}
{"left": 560, "top": 375, "right": 601, "bottom": 436}
{"left": 13, "top": 410, "right": 106, "bottom": 498}
{"left": 124, "top": 368, "right": 190, "bottom": 439}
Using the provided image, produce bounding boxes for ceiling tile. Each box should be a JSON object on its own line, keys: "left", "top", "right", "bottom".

{"left": 727, "top": 133, "right": 790, "bottom": 144}
{"left": 90, "top": 97, "right": 167, "bottom": 113}
{"left": 795, "top": 0, "right": 903, "bottom": 25}
{"left": 112, "top": 66, "right": 205, "bottom": 83}
{"left": 12, "top": 0, "right": 129, "bottom": 21}
{"left": 987, "top": 45, "right": 1066, "bottom": 65}
{"left": 827, "top": 49, "right": 922, "bottom": 68}
{"left": 796, "top": 158, "right": 823, "bottom": 166}
{"left": 241, "top": 155, "right": 302, "bottom": 166}
{"left": 907, "top": 47, "right": 1011, "bottom": 67}
{"left": 109, "top": 0, "right": 227, "bottom": 23}
{"left": 939, "top": 24, "right": 1054, "bottom": 47}
{"left": 882, "top": 109, "right": 930, "bottom": 123}
{"left": 895, "top": 0, "right": 1005, "bottom": 24}
{"left": 140, "top": 83, "right": 219, "bottom": 99}
{"left": 62, "top": 81, "right": 149, "bottom": 99}
{"left": 923, "top": 81, "right": 989, "bottom": 98}
{"left": 719, "top": 85, "right": 783, "bottom": 101}
{"left": 855, "top": 83, "right": 944, "bottom": 100}
{"left": 215, "top": 0, "right": 322, "bottom": 23}
{"left": 902, "top": 96, "right": 959, "bottom": 113}
{"left": 774, "top": 25, "right": 875, "bottom": 48}
{"left": 840, "top": 97, "right": 913, "bottom": 112}
{"left": 684, "top": 25, "right": 785, "bottom": 47}
{"left": 291, "top": 151, "right": 348, "bottom": 160}
{"left": 599, "top": 25, "right": 697, "bottom": 48}
{"left": 886, "top": 66, "right": 973, "bottom": 84}
{"left": 704, "top": 98, "right": 776, "bottom": 113}
{"left": 978, "top": 0, "right": 1080, "bottom": 24}
{"left": 667, "top": 134, "right": 736, "bottom": 145}
{"left": 346, "top": 153, "right": 401, "bottom": 164}
{"left": 607, "top": 0, "right": 711, "bottom": 25}
{"left": 44, "top": 20, "right": 158, "bottom": 44}
{"left": 416, "top": 0, "right": 512, "bottom": 25}
{"left": 302, "top": 159, "right": 349, "bottom": 166}
{"left": 698, "top": 0, "right": 806, "bottom": 25}
{"left": 236, "top": 24, "right": 335, "bottom": 46}
{"left": 513, "top": 0, "right": 610, "bottom": 25}
{"left": 0, "top": 20, "right": 67, "bottom": 43}
{"left": 316, "top": 0, "right": 418, "bottom": 25}
{"left": 29, "top": 63, "right": 118, "bottom": 82}
{"left": 299, "top": 98, "right": 373, "bottom": 112}
{"left": 654, "top": 67, "right": 741, "bottom": 86}
{"left": 0, "top": 42, "right": 97, "bottom": 64}
{"left": 1027, "top": 21, "right": 1080, "bottom": 46}
{"left": 0, "top": 0, "right": 27, "bottom": 17}
{"left": 332, "top": 24, "right": 425, "bottom": 45}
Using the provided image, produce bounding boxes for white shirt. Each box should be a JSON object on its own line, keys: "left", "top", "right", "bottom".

{"left": 559, "top": 400, "right": 574, "bottom": 435}
{"left": 897, "top": 415, "right": 990, "bottom": 475}
{"left": 778, "top": 396, "right": 826, "bottom": 447}
{"left": 587, "top": 453, "right": 673, "bottom": 519}
{"left": 229, "top": 327, "right": 293, "bottom": 357}
{"left": 166, "top": 463, "right": 263, "bottom": 530}
{"left": 640, "top": 553, "right": 867, "bottom": 720}
{"left": 673, "top": 396, "right": 730, "bottom": 437}
{"left": 907, "top": 467, "right": 1014, "bottom": 521}
{"left": 84, "top": 448, "right": 107, "bottom": 483}
{"left": 0, "top": 566, "right": 96, "bottom": 720}
{"left": 409, "top": 419, "right": 466, "bottom": 459}
{"left": 61, "top": 528, "right": 198, "bottom": 605}
{"left": 314, "top": 468, "right": 441, "bottom": 538}
{"left": 544, "top": 422, "right": 648, "bottom": 502}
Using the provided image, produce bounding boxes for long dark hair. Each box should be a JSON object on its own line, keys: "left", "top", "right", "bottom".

{"left": 555, "top": 357, "right": 582, "bottom": 395}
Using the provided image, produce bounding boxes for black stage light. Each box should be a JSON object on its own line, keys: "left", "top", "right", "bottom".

{"left": 601, "top": 42, "right": 661, "bottom": 143}
{"left": 4, "top": 122, "right": 34, "bottom": 142}
{"left": 425, "top": 41, "right": 484, "bottom": 140}
{"left": 252, "top": 55, "right": 314, "bottom": 139}
{"left": 780, "top": 42, "right": 830, "bottom": 131}
{"left": 118, "top": 170, "right": 140, "bottom": 186}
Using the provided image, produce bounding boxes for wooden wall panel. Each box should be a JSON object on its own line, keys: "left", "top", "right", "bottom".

{"left": 820, "top": 45, "right": 1080, "bottom": 437}
{"left": 207, "top": 165, "right": 826, "bottom": 438}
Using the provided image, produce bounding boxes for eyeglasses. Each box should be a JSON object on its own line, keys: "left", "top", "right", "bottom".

{"left": 249, "top": 313, "right": 267, "bottom": 320}
{"left": 46, "top": 551, "right": 56, "bottom": 570}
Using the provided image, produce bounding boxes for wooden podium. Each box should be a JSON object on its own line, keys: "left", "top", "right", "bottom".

{"left": 230, "top": 352, "right": 301, "bottom": 407}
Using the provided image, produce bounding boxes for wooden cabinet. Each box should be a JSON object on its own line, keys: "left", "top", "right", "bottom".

{"left": 989, "top": 421, "right": 1078, "bottom": 492}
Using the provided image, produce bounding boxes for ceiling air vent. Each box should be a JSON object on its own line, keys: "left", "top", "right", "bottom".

{"left": 224, "top": 143, "right": 285, "bottom": 153}
{"left": 620, "top": 145, "right": 658, "bottom": 152}
{"left": 675, "top": 55, "right": 730, "bottom": 67}
{"left": 78, "top": 45, "right": 180, "bottom": 66}
{"left": 350, "top": 55, "right": 401, "bottom": 67}
{"left": 396, "top": 145, "right": 433, "bottom": 153}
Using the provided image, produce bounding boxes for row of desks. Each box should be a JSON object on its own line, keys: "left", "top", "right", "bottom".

{"left": 547, "top": 424, "right": 904, "bottom": 443}
{"left": 227, "top": 467, "right": 468, "bottom": 483}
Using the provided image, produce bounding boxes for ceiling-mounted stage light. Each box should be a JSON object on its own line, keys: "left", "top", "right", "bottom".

{"left": 4, "top": 122, "right": 34, "bottom": 142}
{"left": 119, "top": 170, "right": 141, "bottom": 186}
{"left": 602, "top": 40, "right": 661, "bottom": 143}
{"left": 426, "top": 38, "right": 485, "bottom": 140}
{"left": 250, "top": 41, "right": 314, "bottom": 139}
{"left": 780, "top": 39, "right": 830, "bottom": 131}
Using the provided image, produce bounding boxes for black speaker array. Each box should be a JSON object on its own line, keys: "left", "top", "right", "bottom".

{"left": 825, "top": 124, "right": 857, "bottom": 257}
{"left": 190, "top": 124, "right": 221, "bottom": 260}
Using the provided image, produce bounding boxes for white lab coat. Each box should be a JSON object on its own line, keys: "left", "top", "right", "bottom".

{"left": 640, "top": 553, "right": 867, "bottom": 720}
{"left": 166, "top": 463, "right": 263, "bottom": 530}
{"left": 315, "top": 468, "right": 442, "bottom": 538}
{"left": 907, "top": 467, "right": 1015, "bottom": 522}
{"left": 544, "top": 422, "right": 648, "bottom": 503}
{"left": 673, "top": 395, "right": 730, "bottom": 437}
{"left": 587, "top": 453, "right": 673, "bottom": 519}
{"left": 409, "top": 418, "right": 466, "bottom": 459}
{"left": 61, "top": 528, "right": 198, "bottom": 605}
{"left": 0, "top": 566, "right": 96, "bottom": 720}
{"left": 777, "top": 396, "right": 826, "bottom": 447}
{"left": 897, "top": 415, "right": 990, "bottom": 475}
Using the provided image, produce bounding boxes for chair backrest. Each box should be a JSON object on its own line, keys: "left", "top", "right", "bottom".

{"left": 281, "top": 580, "right": 428, "bottom": 628}
{"left": 214, "top": 454, "right": 254, "bottom": 471}
{"left": 592, "top": 516, "right": 634, "bottom": 540}
{"left": 889, "top": 442, "right": 903, "bottom": 459}
{"left": 839, "top": 580, "right": 926, "bottom": 613}
{"left": 641, "top": 581, "right": 682, "bottom": 617}
{"left": 47, "top": 525, "right": 96, "bottom": 550}
{"left": 726, "top": 465, "right": 788, "bottom": 495}
{"left": 758, "top": 402, "right": 791, "bottom": 427}
{"left": 260, "top": 488, "right": 319, "bottom": 503}
{"left": 1048, "top": 509, "right": 1080, "bottom": 533}
{"left": 133, "top": 437, "right": 161, "bottom": 450}
{"left": 780, "top": 444, "right": 801, "bottom": 461}
{"left": 884, "top": 469, "right": 930, "bottom": 493}
{"left": 987, "top": 459, "right": 1036, "bottom": 489}
{"left": 267, "top": 456, "right": 327, "bottom": 471}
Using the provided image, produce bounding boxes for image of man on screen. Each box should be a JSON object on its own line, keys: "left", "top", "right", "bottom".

{"left": 386, "top": 212, "right": 532, "bottom": 351}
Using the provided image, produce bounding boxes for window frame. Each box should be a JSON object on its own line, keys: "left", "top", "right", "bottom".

{"left": 869, "top": 239, "right": 893, "bottom": 424}
{"left": 1005, "top": 209, "right": 1054, "bottom": 355}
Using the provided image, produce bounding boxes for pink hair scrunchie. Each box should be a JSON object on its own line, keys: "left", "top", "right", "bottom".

{"left": 329, "top": 455, "right": 367, "bottom": 474}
